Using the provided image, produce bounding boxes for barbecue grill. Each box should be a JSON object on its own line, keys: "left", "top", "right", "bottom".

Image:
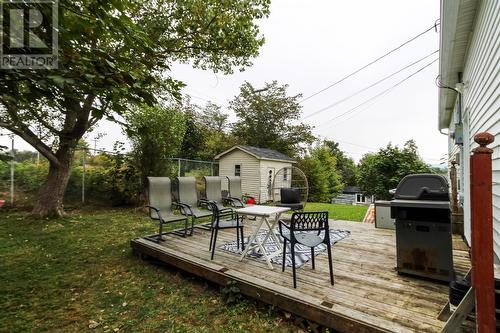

{"left": 390, "top": 174, "right": 453, "bottom": 282}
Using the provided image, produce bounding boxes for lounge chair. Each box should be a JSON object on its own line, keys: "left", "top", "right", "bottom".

{"left": 175, "top": 176, "right": 213, "bottom": 235}
{"left": 207, "top": 201, "right": 244, "bottom": 260}
{"left": 202, "top": 176, "right": 234, "bottom": 217}
{"left": 146, "top": 177, "right": 191, "bottom": 241}
{"left": 226, "top": 176, "right": 255, "bottom": 208}
{"left": 279, "top": 211, "right": 334, "bottom": 288}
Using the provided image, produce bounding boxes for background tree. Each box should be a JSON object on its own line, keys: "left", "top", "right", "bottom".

{"left": 298, "top": 143, "right": 343, "bottom": 202}
{"left": 358, "top": 140, "right": 431, "bottom": 200}
{"left": 125, "top": 104, "right": 186, "bottom": 187}
{"left": 230, "top": 81, "right": 316, "bottom": 157}
{"left": 0, "top": 0, "right": 270, "bottom": 216}
{"left": 323, "top": 140, "right": 359, "bottom": 186}
{"left": 0, "top": 145, "right": 10, "bottom": 163}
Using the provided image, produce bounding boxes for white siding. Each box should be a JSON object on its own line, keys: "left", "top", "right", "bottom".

{"left": 258, "top": 160, "right": 292, "bottom": 202}
{"left": 217, "top": 150, "right": 261, "bottom": 200}
{"left": 448, "top": 0, "right": 500, "bottom": 257}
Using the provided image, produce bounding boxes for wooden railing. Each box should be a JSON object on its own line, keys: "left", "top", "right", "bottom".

{"left": 470, "top": 132, "right": 496, "bottom": 332}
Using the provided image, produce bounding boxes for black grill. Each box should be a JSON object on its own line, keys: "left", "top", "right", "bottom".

{"left": 390, "top": 174, "right": 453, "bottom": 282}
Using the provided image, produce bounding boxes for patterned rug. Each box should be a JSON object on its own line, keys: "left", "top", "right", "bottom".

{"left": 220, "top": 229, "right": 350, "bottom": 268}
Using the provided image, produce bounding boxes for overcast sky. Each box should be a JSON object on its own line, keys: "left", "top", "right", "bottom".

{"left": 0, "top": 0, "right": 446, "bottom": 165}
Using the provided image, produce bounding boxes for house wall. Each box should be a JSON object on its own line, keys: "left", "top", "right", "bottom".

{"left": 447, "top": 0, "right": 500, "bottom": 257}
{"left": 258, "top": 160, "right": 292, "bottom": 203}
{"left": 217, "top": 150, "right": 261, "bottom": 200}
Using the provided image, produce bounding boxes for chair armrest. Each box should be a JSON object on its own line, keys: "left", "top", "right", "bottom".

{"left": 226, "top": 197, "right": 245, "bottom": 208}
{"left": 172, "top": 202, "right": 191, "bottom": 217}
{"left": 198, "top": 198, "right": 211, "bottom": 208}
{"left": 175, "top": 202, "right": 194, "bottom": 216}
{"left": 146, "top": 205, "right": 164, "bottom": 222}
{"left": 278, "top": 220, "right": 290, "bottom": 237}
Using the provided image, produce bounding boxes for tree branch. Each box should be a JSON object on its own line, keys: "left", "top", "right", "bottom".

{"left": 0, "top": 121, "right": 59, "bottom": 166}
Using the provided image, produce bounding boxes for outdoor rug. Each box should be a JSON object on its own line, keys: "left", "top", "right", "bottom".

{"left": 220, "top": 229, "right": 350, "bottom": 268}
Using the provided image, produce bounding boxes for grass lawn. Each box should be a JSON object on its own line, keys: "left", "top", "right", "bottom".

{"left": 302, "top": 202, "right": 368, "bottom": 222}
{"left": 0, "top": 208, "right": 299, "bottom": 333}
{"left": 0, "top": 203, "right": 365, "bottom": 332}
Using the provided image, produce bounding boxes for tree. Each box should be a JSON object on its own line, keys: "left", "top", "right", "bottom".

{"left": 0, "top": 0, "right": 270, "bottom": 216}
{"left": 125, "top": 104, "right": 186, "bottom": 186}
{"left": 298, "top": 144, "right": 342, "bottom": 202}
{"left": 0, "top": 145, "right": 10, "bottom": 163}
{"left": 230, "top": 81, "right": 316, "bottom": 157}
{"left": 323, "top": 140, "right": 359, "bottom": 186}
{"left": 358, "top": 140, "right": 430, "bottom": 200}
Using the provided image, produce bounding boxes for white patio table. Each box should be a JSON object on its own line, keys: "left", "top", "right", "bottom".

{"left": 235, "top": 205, "right": 290, "bottom": 269}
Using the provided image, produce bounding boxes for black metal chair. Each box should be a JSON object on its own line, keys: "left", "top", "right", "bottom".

{"left": 278, "top": 211, "right": 333, "bottom": 288}
{"left": 207, "top": 201, "right": 244, "bottom": 260}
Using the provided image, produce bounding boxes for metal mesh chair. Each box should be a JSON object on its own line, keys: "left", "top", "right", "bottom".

{"left": 146, "top": 177, "right": 190, "bottom": 241}
{"left": 279, "top": 211, "right": 333, "bottom": 288}
{"left": 226, "top": 176, "right": 254, "bottom": 207}
{"left": 202, "top": 176, "right": 233, "bottom": 217}
{"left": 175, "top": 176, "right": 212, "bottom": 235}
{"left": 207, "top": 201, "right": 244, "bottom": 260}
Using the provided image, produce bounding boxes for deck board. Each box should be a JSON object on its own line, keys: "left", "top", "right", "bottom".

{"left": 131, "top": 220, "right": 470, "bottom": 333}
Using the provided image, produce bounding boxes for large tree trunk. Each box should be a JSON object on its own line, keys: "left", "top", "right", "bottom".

{"left": 32, "top": 148, "right": 74, "bottom": 217}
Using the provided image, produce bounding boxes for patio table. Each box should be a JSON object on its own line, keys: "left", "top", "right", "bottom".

{"left": 235, "top": 205, "right": 290, "bottom": 269}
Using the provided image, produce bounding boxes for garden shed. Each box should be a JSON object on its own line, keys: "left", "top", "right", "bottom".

{"left": 214, "top": 145, "right": 295, "bottom": 203}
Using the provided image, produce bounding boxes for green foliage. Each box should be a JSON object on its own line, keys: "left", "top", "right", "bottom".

{"left": 126, "top": 104, "right": 186, "bottom": 186}
{"left": 0, "top": 145, "right": 10, "bottom": 163}
{"left": 178, "top": 101, "right": 236, "bottom": 161}
{"left": 221, "top": 280, "right": 243, "bottom": 304}
{"left": 230, "top": 81, "right": 316, "bottom": 157}
{"left": 298, "top": 144, "right": 343, "bottom": 202}
{"left": 358, "top": 140, "right": 431, "bottom": 200}
{"left": 0, "top": 0, "right": 271, "bottom": 215}
{"left": 323, "top": 140, "right": 359, "bottom": 186}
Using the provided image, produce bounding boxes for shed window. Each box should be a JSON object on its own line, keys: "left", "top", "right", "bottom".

{"left": 283, "top": 168, "right": 288, "bottom": 181}
{"left": 234, "top": 164, "right": 241, "bottom": 176}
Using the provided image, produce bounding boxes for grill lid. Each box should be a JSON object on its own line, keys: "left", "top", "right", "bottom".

{"left": 394, "top": 174, "right": 449, "bottom": 201}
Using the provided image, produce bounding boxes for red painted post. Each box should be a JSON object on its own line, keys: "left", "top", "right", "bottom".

{"left": 470, "top": 132, "right": 496, "bottom": 332}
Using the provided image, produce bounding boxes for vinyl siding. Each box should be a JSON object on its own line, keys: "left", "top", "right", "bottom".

{"left": 217, "top": 150, "right": 261, "bottom": 200}
{"left": 258, "top": 160, "right": 293, "bottom": 202}
{"left": 448, "top": 0, "right": 500, "bottom": 257}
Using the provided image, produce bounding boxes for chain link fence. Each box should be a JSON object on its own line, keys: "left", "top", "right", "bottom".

{"left": 0, "top": 145, "right": 219, "bottom": 209}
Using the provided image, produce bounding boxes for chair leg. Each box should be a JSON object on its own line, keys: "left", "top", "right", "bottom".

{"left": 236, "top": 227, "right": 240, "bottom": 250}
{"left": 311, "top": 247, "right": 315, "bottom": 270}
{"left": 183, "top": 218, "right": 188, "bottom": 237}
{"left": 326, "top": 242, "right": 334, "bottom": 286}
{"left": 211, "top": 228, "right": 218, "bottom": 260}
{"left": 291, "top": 242, "right": 297, "bottom": 288}
{"left": 282, "top": 238, "right": 287, "bottom": 272}
{"left": 240, "top": 227, "right": 245, "bottom": 250}
{"left": 190, "top": 216, "right": 196, "bottom": 236}
{"left": 209, "top": 228, "right": 214, "bottom": 251}
{"left": 157, "top": 219, "right": 164, "bottom": 242}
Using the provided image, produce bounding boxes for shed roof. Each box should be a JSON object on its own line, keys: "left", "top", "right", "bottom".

{"left": 343, "top": 186, "right": 363, "bottom": 194}
{"left": 214, "top": 145, "right": 295, "bottom": 163}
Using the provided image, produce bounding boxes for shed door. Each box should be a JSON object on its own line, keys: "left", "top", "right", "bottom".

{"left": 266, "top": 167, "right": 275, "bottom": 201}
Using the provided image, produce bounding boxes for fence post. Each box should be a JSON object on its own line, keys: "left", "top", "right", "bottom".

{"left": 9, "top": 134, "right": 14, "bottom": 206}
{"left": 470, "top": 132, "right": 495, "bottom": 332}
{"left": 82, "top": 149, "right": 86, "bottom": 204}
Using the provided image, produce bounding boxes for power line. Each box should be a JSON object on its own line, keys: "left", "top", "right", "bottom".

{"left": 299, "top": 22, "right": 440, "bottom": 103}
{"left": 301, "top": 50, "right": 439, "bottom": 120}
{"left": 315, "top": 58, "right": 438, "bottom": 127}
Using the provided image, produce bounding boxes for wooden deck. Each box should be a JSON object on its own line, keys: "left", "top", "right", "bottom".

{"left": 131, "top": 220, "right": 470, "bottom": 333}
